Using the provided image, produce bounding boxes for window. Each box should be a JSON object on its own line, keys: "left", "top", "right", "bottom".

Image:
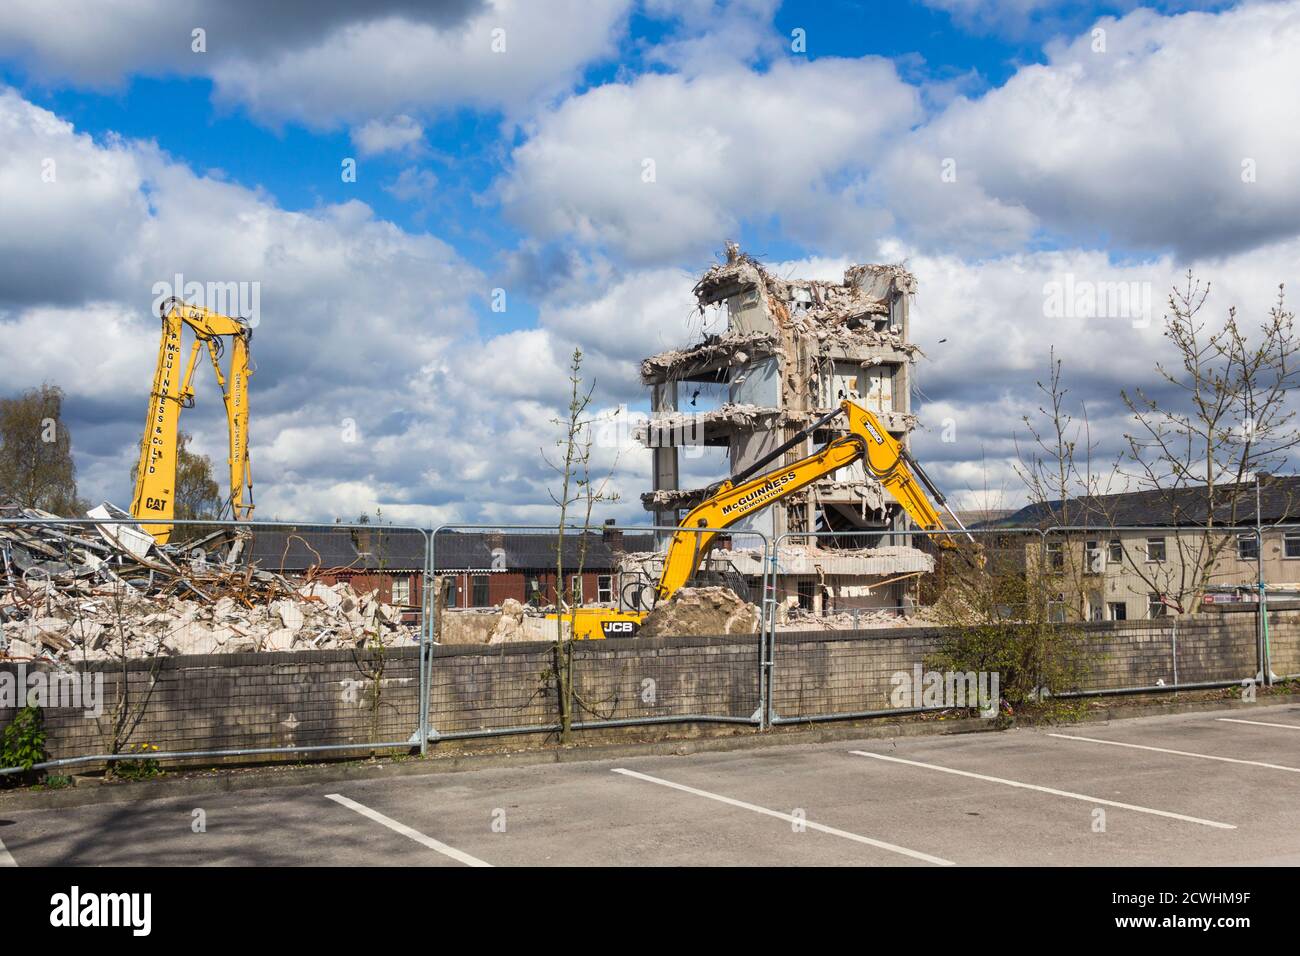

{"left": 1048, "top": 592, "right": 1067, "bottom": 623}
{"left": 597, "top": 575, "right": 613, "bottom": 603}
{"left": 1237, "top": 533, "right": 1259, "bottom": 561}
{"left": 1145, "top": 537, "right": 1166, "bottom": 562}
{"left": 442, "top": 578, "right": 457, "bottom": 609}
{"left": 1046, "top": 541, "right": 1065, "bottom": 571}
{"left": 569, "top": 574, "right": 584, "bottom": 603}
{"left": 797, "top": 580, "right": 815, "bottom": 611}
{"left": 1085, "top": 540, "right": 1103, "bottom": 574}
{"left": 1108, "top": 538, "right": 1123, "bottom": 563}
{"left": 391, "top": 576, "right": 411, "bottom": 605}
{"left": 1108, "top": 602, "right": 1127, "bottom": 621}
{"left": 471, "top": 574, "right": 490, "bottom": 607}
{"left": 1148, "top": 592, "right": 1166, "bottom": 618}
{"left": 1285, "top": 532, "right": 1300, "bottom": 559}
{"left": 527, "top": 577, "right": 541, "bottom": 604}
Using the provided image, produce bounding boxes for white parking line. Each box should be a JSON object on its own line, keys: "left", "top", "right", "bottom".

{"left": 850, "top": 751, "right": 1236, "bottom": 830}
{"left": 0, "top": 836, "right": 15, "bottom": 867}
{"left": 1216, "top": 717, "right": 1300, "bottom": 731}
{"left": 325, "top": 793, "right": 491, "bottom": 867}
{"left": 611, "top": 767, "right": 954, "bottom": 866}
{"left": 1047, "top": 732, "right": 1300, "bottom": 773}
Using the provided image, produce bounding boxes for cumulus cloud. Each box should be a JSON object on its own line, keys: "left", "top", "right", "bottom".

{"left": 0, "top": 88, "right": 486, "bottom": 521}
{"left": 0, "top": 0, "right": 630, "bottom": 126}
{"left": 500, "top": 56, "right": 922, "bottom": 264}
{"left": 875, "top": 2, "right": 1300, "bottom": 257}
{"left": 899, "top": 235, "right": 1300, "bottom": 508}
{"left": 500, "top": 3, "right": 1300, "bottom": 264}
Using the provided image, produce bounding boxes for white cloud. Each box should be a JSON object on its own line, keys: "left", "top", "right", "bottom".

{"left": 898, "top": 234, "right": 1300, "bottom": 507}
{"left": 500, "top": 56, "right": 922, "bottom": 263}
{"left": 0, "top": 88, "right": 487, "bottom": 521}
{"left": 0, "top": 0, "right": 631, "bottom": 126}
{"left": 211, "top": 0, "right": 630, "bottom": 127}
{"left": 351, "top": 115, "right": 426, "bottom": 157}
{"left": 876, "top": 2, "right": 1300, "bottom": 257}
{"left": 500, "top": 3, "right": 1300, "bottom": 264}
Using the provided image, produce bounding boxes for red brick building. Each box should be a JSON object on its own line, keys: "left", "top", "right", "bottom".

{"left": 247, "top": 526, "right": 654, "bottom": 611}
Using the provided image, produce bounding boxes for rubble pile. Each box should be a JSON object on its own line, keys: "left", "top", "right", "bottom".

{"left": 0, "top": 509, "right": 417, "bottom": 661}
{"left": 638, "top": 586, "right": 761, "bottom": 638}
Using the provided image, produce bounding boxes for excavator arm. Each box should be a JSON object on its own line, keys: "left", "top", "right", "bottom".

{"left": 561, "top": 399, "right": 971, "bottom": 638}
{"left": 655, "top": 399, "right": 972, "bottom": 602}
{"left": 130, "top": 297, "right": 254, "bottom": 543}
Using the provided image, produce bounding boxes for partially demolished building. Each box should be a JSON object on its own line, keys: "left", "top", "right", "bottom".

{"left": 636, "top": 244, "right": 933, "bottom": 616}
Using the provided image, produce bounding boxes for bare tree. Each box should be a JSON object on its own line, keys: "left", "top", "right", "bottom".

{"left": 1012, "top": 348, "right": 1121, "bottom": 620}
{"left": 542, "top": 348, "right": 621, "bottom": 739}
{"left": 1119, "top": 274, "right": 1299, "bottom": 610}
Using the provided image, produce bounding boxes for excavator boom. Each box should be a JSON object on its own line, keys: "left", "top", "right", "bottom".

{"left": 130, "top": 297, "right": 253, "bottom": 543}
{"left": 560, "top": 399, "right": 970, "bottom": 638}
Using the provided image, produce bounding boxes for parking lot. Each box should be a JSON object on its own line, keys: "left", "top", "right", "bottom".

{"left": 2, "top": 704, "right": 1297, "bottom": 867}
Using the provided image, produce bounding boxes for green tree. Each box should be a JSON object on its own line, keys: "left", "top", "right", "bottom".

{"left": 171, "top": 432, "right": 222, "bottom": 521}
{"left": 131, "top": 431, "right": 221, "bottom": 522}
{"left": 0, "top": 383, "right": 84, "bottom": 514}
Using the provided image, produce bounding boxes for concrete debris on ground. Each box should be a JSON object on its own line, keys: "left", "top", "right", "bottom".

{"left": 436, "top": 600, "right": 569, "bottom": 645}
{"left": 0, "top": 505, "right": 417, "bottom": 662}
{"left": 776, "top": 604, "right": 938, "bottom": 631}
{"left": 637, "top": 586, "right": 760, "bottom": 638}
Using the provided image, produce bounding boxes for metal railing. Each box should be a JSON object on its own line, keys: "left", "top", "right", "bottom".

{"left": 1, "top": 515, "right": 1292, "bottom": 777}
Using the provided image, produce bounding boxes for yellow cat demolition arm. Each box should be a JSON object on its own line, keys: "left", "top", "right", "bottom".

{"left": 130, "top": 296, "right": 254, "bottom": 543}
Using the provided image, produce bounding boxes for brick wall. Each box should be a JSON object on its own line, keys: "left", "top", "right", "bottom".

{"left": 1267, "top": 608, "right": 1300, "bottom": 677}
{"left": 2, "top": 611, "right": 1290, "bottom": 770}
{"left": 770, "top": 629, "right": 944, "bottom": 719}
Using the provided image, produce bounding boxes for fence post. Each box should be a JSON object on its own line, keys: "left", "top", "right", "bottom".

{"left": 418, "top": 529, "right": 430, "bottom": 755}
{"left": 1171, "top": 617, "right": 1179, "bottom": 687}
{"left": 764, "top": 534, "right": 782, "bottom": 730}
{"left": 1255, "top": 527, "right": 1272, "bottom": 686}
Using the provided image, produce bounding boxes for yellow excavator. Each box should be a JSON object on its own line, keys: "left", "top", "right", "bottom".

{"left": 560, "top": 398, "right": 974, "bottom": 638}
{"left": 129, "top": 296, "right": 254, "bottom": 544}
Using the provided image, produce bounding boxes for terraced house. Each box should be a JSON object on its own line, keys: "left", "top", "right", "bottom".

{"left": 990, "top": 477, "right": 1300, "bottom": 620}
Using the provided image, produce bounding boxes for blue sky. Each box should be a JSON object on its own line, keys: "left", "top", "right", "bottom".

{"left": 0, "top": 0, "right": 1295, "bottom": 524}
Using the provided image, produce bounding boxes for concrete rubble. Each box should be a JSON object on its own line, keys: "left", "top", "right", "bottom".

{"left": 637, "top": 586, "right": 761, "bottom": 638}
{"left": 0, "top": 506, "right": 417, "bottom": 661}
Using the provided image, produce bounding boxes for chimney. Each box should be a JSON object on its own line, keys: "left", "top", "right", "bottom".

{"left": 602, "top": 517, "right": 623, "bottom": 550}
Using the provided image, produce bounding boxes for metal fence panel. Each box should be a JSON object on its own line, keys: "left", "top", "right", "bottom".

{"left": 1, "top": 517, "right": 429, "bottom": 774}
{"left": 425, "top": 524, "right": 769, "bottom": 741}
{"left": 766, "top": 527, "right": 1040, "bottom": 723}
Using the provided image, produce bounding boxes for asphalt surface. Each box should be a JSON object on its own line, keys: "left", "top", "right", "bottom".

{"left": 2, "top": 703, "right": 1298, "bottom": 867}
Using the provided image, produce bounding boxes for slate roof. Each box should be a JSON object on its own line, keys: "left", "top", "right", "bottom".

{"left": 246, "top": 527, "right": 656, "bottom": 573}
{"left": 987, "top": 476, "right": 1300, "bottom": 529}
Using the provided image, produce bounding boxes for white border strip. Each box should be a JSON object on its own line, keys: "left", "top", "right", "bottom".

{"left": 1048, "top": 732, "right": 1300, "bottom": 774}
{"left": 849, "top": 751, "right": 1235, "bottom": 829}
{"left": 1216, "top": 717, "right": 1300, "bottom": 731}
{"left": 325, "top": 793, "right": 491, "bottom": 867}
{"left": 611, "top": 767, "right": 954, "bottom": 865}
{"left": 0, "top": 835, "right": 15, "bottom": 867}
